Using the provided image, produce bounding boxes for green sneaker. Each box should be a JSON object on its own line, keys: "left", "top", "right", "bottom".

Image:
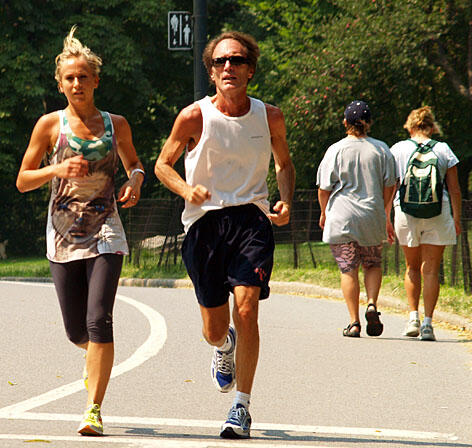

{"left": 78, "top": 403, "right": 103, "bottom": 436}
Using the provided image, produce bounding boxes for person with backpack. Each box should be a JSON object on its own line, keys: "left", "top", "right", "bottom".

{"left": 389, "top": 106, "right": 461, "bottom": 341}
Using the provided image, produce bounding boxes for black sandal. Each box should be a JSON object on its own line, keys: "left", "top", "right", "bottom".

{"left": 343, "top": 321, "right": 361, "bottom": 337}
{"left": 365, "top": 303, "right": 384, "bottom": 336}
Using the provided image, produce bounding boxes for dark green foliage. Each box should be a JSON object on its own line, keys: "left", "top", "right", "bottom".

{"left": 1, "top": 0, "right": 193, "bottom": 254}
{"left": 2, "top": 0, "right": 472, "bottom": 254}
{"left": 224, "top": 0, "right": 472, "bottom": 193}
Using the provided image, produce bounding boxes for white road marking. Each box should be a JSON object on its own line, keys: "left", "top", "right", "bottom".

{"left": 0, "top": 434, "right": 333, "bottom": 448}
{"left": 0, "top": 291, "right": 167, "bottom": 418}
{"left": 0, "top": 281, "right": 461, "bottom": 444}
{"left": 2, "top": 412, "right": 458, "bottom": 441}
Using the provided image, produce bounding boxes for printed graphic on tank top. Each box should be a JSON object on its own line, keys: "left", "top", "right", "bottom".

{"left": 46, "top": 110, "right": 128, "bottom": 262}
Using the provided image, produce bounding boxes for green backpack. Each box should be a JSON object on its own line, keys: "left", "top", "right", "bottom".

{"left": 399, "top": 139, "right": 443, "bottom": 218}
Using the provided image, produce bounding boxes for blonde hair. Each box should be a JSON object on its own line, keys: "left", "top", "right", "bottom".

{"left": 403, "top": 106, "right": 442, "bottom": 136}
{"left": 55, "top": 25, "right": 102, "bottom": 82}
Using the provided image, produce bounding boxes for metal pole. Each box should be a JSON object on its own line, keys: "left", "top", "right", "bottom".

{"left": 193, "top": 0, "right": 208, "bottom": 101}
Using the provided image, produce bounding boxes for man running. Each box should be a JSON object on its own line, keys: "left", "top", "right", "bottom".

{"left": 155, "top": 31, "right": 295, "bottom": 439}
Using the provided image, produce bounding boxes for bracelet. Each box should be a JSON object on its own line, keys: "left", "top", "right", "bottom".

{"left": 129, "top": 168, "right": 147, "bottom": 185}
{"left": 130, "top": 168, "right": 145, "bottom": 178}
{"left": 130, "top": 168, "right": 147, "bottom": 184}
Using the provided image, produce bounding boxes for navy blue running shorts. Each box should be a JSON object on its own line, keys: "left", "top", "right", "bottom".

{"left": 182, "top": 204, "right": 275, "bottom": 308}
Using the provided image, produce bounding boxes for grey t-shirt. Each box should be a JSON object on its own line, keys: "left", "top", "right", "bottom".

{"left": 316, "top": 136, "right": 396, "bottom": 246}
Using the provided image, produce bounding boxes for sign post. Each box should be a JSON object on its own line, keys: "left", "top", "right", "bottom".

{"left": 193, "top": 0, "right": 208, "bottom": 101}
{"left": 168, "top": 3, "right": 207, "bottom": 101}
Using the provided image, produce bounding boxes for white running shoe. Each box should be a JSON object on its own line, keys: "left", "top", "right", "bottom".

{"left": 211, "top": 326, "right": 236, "bottom": 393}
{"left": 420, "top": 323, "right": 436, "bottom": 341}
{"left": 220, "top": 404, "right": 251, "bottom": 439}
{"left": 403, "top": 319, "right": 421, "bottom": 337}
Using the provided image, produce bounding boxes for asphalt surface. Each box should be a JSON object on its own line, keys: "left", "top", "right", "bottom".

{"left": 1, "top": 279, "right": 472, "bottom": 447}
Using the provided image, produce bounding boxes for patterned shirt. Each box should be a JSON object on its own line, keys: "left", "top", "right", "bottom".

{"left": 46, "top": 110, "right": 128, "bottom": 262}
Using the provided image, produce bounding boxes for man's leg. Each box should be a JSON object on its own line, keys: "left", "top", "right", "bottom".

{"left": 232, "top": 285, "right": 260, "bottom": 394}
{"left": 219, "top": 285, "right": 259, "bottom": 439}
{"left": 199, "top": 302, "right": 231, "bottom": 347}
{"left": 363, "top": 266, "right": 382, "bottom": 305}
{"left": 200, "top": 301, "right": 236, "bottom": 393}
{"left": 340, "top": 268, "right": 360, "bottom": 324}
{"left": 363, "top": 265, "right": 384, "bottom": 337}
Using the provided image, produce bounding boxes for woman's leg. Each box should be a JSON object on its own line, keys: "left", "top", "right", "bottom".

{"left": 420, "top": 244, "right": 445, "bottom": 319}
{"left": 401, "top": 246, "right": 422, "bottom": 314}
{"left": 49, "top": 259, "right": 89, "bottom": 345}
{"left": 84, "top": 254, "right": 123, "bottom": 406}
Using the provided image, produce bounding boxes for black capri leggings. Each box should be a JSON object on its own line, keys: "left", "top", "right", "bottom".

{"left": 49, "top": 254, "right": 123, "bottom": 345}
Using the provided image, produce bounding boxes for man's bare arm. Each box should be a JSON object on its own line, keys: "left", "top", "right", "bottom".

{"left": 154, "top": 104, "right": 211, "bottom": 205}
{"left": 265, "top": 104, "right": 295, "bottom": 226}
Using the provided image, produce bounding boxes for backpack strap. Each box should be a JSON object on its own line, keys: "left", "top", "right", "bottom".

{"left": 407, "top": 138, "right": 438, "bottom": 149}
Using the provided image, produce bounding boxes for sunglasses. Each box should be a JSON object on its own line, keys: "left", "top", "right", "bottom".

{"left": 211, "top": 56, "right": 249, "bottom": 67}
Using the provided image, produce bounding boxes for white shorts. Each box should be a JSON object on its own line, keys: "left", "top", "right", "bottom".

{"left": 394, "top": 203, "right": 457, "bottom": 247}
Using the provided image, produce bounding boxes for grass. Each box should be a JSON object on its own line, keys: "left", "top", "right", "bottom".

{"left": 1, "top": 241, "right": 471, "bottom": 320}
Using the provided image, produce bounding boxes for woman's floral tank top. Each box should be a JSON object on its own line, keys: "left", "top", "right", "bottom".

{"left": 46, "top": 110, "right": 128, "bottom": 262}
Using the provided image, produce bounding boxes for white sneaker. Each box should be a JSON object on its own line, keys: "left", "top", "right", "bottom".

{"left": 211, "top": 326, "right": 236, "bottom": 393}
{"left": 403, "top": 319, "right": 420, "bottom": 337}
{"left": 220, "top": 404, "right": 251, "bottom": 439}
{"left": 420, "top": 323, "right": 436, "bottom": 341}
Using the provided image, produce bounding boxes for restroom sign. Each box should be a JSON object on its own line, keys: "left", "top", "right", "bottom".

{"left": 168, "top": 11, "right": 193, "bottom": 50}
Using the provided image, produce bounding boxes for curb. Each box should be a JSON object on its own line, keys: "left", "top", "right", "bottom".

{"left": 3, "top": 276, "right": 472, "bottom": 333}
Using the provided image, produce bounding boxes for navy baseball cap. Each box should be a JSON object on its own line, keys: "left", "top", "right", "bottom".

{"left": 344, "top": 100, "right": 371, "bottom": 125}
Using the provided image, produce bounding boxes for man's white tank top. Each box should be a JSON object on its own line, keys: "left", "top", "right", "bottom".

{"left": 182, "top": 95, "right": 272, "bottom": 233}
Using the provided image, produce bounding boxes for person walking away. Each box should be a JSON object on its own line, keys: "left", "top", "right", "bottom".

{"left": 16, "top": 26, "right": 145, "bottom": 436}
{"left": 389, "top": 106, "right": 461, "bottom": 341}
{"left": 155, "top": 31, "right": 295, "bottom": 439}
{"left": 317, "top": 100, "right": 396, "bottom": 337}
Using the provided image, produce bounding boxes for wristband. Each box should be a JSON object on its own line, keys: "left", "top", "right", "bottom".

{"left": 130, "top": 168, "right": 146, "bottom": 184}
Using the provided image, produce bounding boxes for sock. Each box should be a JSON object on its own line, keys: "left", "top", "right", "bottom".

{"left": 217, "top": 332, "right": 233, "bottom": 352}
{"left": 410, "top": 311, "right": 419, "bottom": 321}
{"left": 423, "top": 316, "right": 432, "bottom": 326}
{"left": 233, "top": 391, "right": 250, "bottom": 409}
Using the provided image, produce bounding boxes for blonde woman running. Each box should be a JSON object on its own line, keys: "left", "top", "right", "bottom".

{"left": 17, "top": 26, "right": 145, "bottom": 435}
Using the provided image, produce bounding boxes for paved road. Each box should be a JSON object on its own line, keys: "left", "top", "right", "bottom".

{"left": 1, "top": 280, "right": 471, "bottom": 447}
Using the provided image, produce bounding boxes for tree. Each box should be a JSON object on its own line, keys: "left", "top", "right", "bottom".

{"left": 0, "top": 0, "right": 195, "bottom": 254}
{"left": 228, "top": 0, "right": 472, "bottom": 193}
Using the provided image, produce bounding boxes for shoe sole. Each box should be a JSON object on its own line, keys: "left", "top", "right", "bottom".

{"left": 403, "top": 329, "right": 420, "bottom": 337}
{"left": 420, "top": 334, "right": 436, "bottom": 341}
{"left": 220, "top": 425, "right": 250, "bottom": 439}
{"left": 78, "top": 425, "right": 103, "bottom": 436}
{"left": 365, "top": 309, "right": 383, "bottom": 336}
